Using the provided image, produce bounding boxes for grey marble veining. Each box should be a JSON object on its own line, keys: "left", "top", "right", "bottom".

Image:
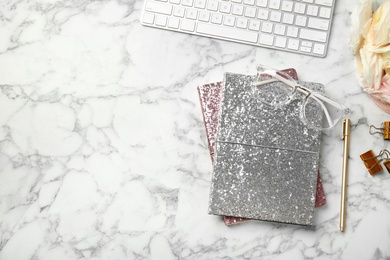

{"left": 1, "top": 0, "right": 390, "bottom": 259}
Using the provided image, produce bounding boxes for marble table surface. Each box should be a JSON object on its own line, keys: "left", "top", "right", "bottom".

{"left": 1, "top": 0, "right": 390, "bottom": 259}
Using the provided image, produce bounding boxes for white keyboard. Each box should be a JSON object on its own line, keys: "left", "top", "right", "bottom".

{"left": 141, "top": 0, "right": 335, "bottom": 57}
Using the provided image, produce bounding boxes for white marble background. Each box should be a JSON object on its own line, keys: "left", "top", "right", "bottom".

{"left": 1, "top": 0, "right": 390, "bottom": 259}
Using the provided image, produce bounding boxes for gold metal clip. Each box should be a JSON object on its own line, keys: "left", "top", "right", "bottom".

{"left": 360, "top": 149, "right": 390, "bottom": 175}
{"left": 369, "top": 122, "right": 390, "bottom": 140}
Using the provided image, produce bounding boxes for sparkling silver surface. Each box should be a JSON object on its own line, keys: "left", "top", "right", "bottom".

{"left": 198, "top": 70, "right": 327, "bottom": 226}
{"left": 208, "top": 73, "right": 324, "bottom": 226}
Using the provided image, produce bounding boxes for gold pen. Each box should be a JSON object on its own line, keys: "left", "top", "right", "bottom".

{"left": 340, "top": 118, "right": 350, "bottom": 232}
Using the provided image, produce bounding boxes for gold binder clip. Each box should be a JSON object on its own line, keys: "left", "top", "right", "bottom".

{"left": 360, "top": 149, "right": 390, "bottom": 175}
{"left": 369, "top": 122, "right": 390, "bottom": 140}
{"left": 383, "top": 159, "right": 390, "bottom": 173}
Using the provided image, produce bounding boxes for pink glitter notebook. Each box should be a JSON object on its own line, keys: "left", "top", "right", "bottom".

{"left": 198, "top": 68, "right": 327, "bottom": 226}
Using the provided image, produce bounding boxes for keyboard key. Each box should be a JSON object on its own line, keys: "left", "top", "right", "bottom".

{"left": 168, "top": 17, "right": 180, "bottom": 28}
{"left": 300, "top": 46, "right": 311, "bottom": 52}
{"left": 197, "top": 23, "right": 258, "bottom": 42}
{"left": 288, "top": 39, "right": 299, "bottom": 50}
{"left": 155, "top": 15, "right": 167, "bottom": 26}
{"left": 220, "top": 2, "right": 231, "bottom": 13}
{"left": 145, "top": 1, "right": 173, "bottom": 15}
{"left": 313, "top": 43, "right": 325, "bottom": 55}
{"left": 308, "top": 17, "right": 329, "bottom": 30}
{"left": 295, "top": 15, "right": 307, "bottom": 26}
{"left": 249, "top": 19, "right": 261, "bottom": 30}
{"left": 282, "top": 13, "right": 294, "bottom": 24}
{"left": 224, "top": 15, "right": 236, "bottom": 26}
{"left": 186, "top": 8, "right": 198, "bottom": 19}
{"left": 256, "top": 0, "right": 268, "bottom": 7}
{"left": 269, "top": 0, "right": 280, "bottom": 9}
{"left": 275, "top": 36, "right": 287, "bottom": 47}
{"left": 301, "top": 41, "right": 312, "bottom": 47}
{"left": 142, "top": 12, "right": 155, "bottom": 24}
{"left": 232, "top": 0, "right": 242, "bottom": 3}
{"left": 173, "top": 6, "right": 185, "bottom": 17}
{"left": 244, "top": 0, "right": 255, "bottom": 5}
{"left": 315, "top": 0, "right": 333, "bottom": 6}
{"left": 257, "top": 9, "right": 269, "bottom": 20}
{"left": 261, "top": 22, "right": 273, "bottom": 33}
{"left": 207, "top": 0, "right": 219, "bottom": 11}
{"left": 169, "top": 0, "right": 180, "bottom": 4}
{"left": 181, "top": 19, "right": 196, "bottom": 31}
{"left": 194, "top": 0, "right": 206, "bottom": 8}
{"left": 302, "top": 0, "right": 314, "bottom": 3}
{"left": 270, "top": 11, "right": 282, "bottom": 22}
{"left": 281, "top": 1, "right": 293, "bottom": 12}
{"left": 300, "top": 28, "right": 327, "bottom": 42}
{"left": 294, "top": 3, "right": 306, "bottom": 14}
{"left": 237, "top": 17, "right": 248, "bottom": 28}
{"left": 286, "top": 26, "right": 298, "bottom": 37}
{"left": 307, "top": 5, "right": 318, "bottom": 16}
{"left": 245, "top": 6, "right": 257, "bottom": 18}
{"left": 199, "top": 10, "right": 210, "bottom": 21}
{"left": 259, "top": 33, "right": 274, "bottom": 45}
{"left": 211, "top": 13, "right": 223, "bottom": 24}
{"left": 319, "top": 7, "right": 331, "bottom": 18}
{"left": 274, "top": 24, "right": 286, "bottom": 35}
{"left": 182, "top": 0, "right": 193, "bottom": 6}
{"left": 232, "top": 4, "right": 244, "bottom": 15}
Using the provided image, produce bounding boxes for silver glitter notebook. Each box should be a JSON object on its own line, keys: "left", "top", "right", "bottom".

{"left": 208, "top": 73, "right": 324, "bottom": 226}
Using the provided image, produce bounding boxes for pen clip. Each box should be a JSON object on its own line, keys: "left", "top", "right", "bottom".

{"left": 342, "top": 119, "right": 351, "bottom": 140}
{"left": 342, "top": 119, "right": 346, "bottom": 140}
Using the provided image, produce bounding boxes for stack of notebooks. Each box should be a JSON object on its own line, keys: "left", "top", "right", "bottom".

{"left": 198, "top": 68, "right": 326, "bottom": 227}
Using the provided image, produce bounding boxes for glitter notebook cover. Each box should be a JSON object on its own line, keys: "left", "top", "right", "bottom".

{"left": 197, "top": 69, "right": 326, "bottom": 226}
{"left": 197, "top": 69, "right": 298, "bottom": 163}
{"left": 208, "top": 73, "right": 324, "bottom": 226}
